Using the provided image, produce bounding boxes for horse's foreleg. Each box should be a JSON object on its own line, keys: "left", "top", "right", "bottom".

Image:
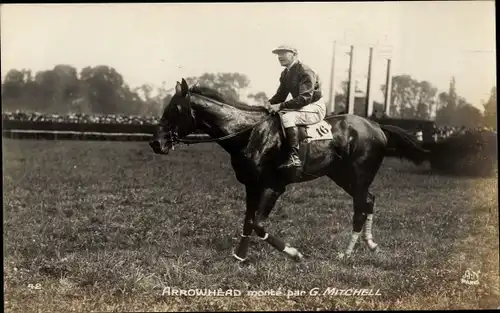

{"left": 233, "top": 209, "right": 255, "bottom": 262}
{"left": 253, "top": 213, "right": 303, "bottom": 262}
{"left": 251, "top": 187, "right": 303, "bottom": 262}
{"left": 233, "top": 185, "right": 258, "bottom": 262}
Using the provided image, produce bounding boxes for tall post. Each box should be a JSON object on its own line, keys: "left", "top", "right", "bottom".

{"left": 383, "top": 58, "right": 392, "bottom": 116}
{"left": 346, "top": 45, "right": 355, "bottom": 114}
{"left": 327, "top": 41, "right": 336, "bottom": 116}
{"left": 365, "top": 47, "right": 374, "bottom": 117}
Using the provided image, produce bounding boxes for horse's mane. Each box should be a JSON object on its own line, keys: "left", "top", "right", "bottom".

{"left": 189, "top": 85, "right": 268, "bottom": 113}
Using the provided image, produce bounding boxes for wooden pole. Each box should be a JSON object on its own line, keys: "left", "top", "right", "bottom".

{"left": 383, "top": 58, "right": 392, "bottom": 116}
{"left": 346, "top": 45, "right": 355, "bottom": 114}
{"left": 366, "top": 47, "right": 374, "bottom": 117}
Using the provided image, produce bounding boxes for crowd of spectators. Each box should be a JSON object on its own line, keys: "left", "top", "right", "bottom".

{"left": 432, "top": 125, "right": 495, "bottom": 141}
{"left": 2, "top": 111, "right": 160, "bottom": 125}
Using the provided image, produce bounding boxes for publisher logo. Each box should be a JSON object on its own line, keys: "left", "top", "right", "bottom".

{"left": 461, "top": 269, "right": 480, "bottom": 286}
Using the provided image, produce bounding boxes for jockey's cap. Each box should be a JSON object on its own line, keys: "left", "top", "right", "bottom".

{"left": 272, "top": 45, "right": 298, "bottom": 54}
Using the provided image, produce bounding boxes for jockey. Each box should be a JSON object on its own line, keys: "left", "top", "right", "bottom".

{"left": 265, "top": 45, "right": 326, "bottom": 168}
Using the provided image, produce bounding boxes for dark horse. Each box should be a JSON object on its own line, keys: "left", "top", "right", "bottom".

{"left": 150, "top": 79, "right": 429, "bottom": 262}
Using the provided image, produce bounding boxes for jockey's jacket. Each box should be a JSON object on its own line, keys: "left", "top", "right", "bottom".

{"left": 269, "top": 61, "right": 323, "bottom": 110}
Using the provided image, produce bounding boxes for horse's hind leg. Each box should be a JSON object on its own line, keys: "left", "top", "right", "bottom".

{"left": 341, "top": 192, "right": 369, "bottom": 258}
{"left": 348, "top": 191, "right": 379, "bottom": 254}
{"left": 363, "top": 192, "right": 378, "bottom": 251}
{"left": 328, "top": 170, "right": 379, "bottom": 258}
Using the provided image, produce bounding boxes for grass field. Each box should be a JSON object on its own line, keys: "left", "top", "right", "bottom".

{"left": 3, "top": 139, "right": 499, "bottom": 312}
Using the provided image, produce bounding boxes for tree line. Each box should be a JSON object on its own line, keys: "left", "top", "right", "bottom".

{"left": 383, "top": 75, "right": 496, "bottom": 128}
{"left": 1, "top": 65, "right": 260, "bottom": 117}
{"left": 1, "top": 64, "right": 496, "bottom": 129}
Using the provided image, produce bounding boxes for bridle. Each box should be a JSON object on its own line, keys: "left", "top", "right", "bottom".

{"left": 163, "top": 91, "right": 275, "bottom": 146}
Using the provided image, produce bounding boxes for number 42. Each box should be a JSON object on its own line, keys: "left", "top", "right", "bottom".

{"left": 27, "top": 283, "right": 42, "bottom": 290}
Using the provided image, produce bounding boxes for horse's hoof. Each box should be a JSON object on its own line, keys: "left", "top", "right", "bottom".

{"left": 366, "top": 242, "right": 378, "bottom": 252}
{"left": 365, "top": 239, "right": 378, "bottom": 252}
{"left": 337, "top": 252, "right": 352, "bottom": 261}
{"left": 284, "top": 246, "right": 303, "bottom": 262}
{"left": 369, "top": 243, "right": 379, "bottom": 252}
{"left": 232, "top": 253, "right": 247, "bottom": 263}
{"left": 292, "top": 251, "right": 304, "bottom": 263}
{"left": 295, "top": 261, "right": 308, "bottom": 272}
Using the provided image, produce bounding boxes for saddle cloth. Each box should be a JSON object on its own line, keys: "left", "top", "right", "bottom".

{"left": 299, "top": 120, "right": 333, "bottom": 143}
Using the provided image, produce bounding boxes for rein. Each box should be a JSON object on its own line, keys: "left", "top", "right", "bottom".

{"left": 174, "top": 93, "right": 275, "bottom": 144}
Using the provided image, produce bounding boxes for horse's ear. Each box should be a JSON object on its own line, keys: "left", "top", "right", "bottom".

{"left": 181, "top": 78, "right": 189, "bottom": 95}
{"left": 175, "top": 81, "right": 182, "bottom": 95}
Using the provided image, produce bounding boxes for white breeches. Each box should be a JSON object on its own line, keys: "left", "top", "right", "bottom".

{"left": 281, "top": 100, "right": 327, "bottom": 128}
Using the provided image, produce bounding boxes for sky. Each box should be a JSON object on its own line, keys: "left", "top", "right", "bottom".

{"left": 1, "top": 2, "right": 496, "bottom": 111}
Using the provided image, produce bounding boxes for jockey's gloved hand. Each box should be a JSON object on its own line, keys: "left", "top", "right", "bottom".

{"left": 266, "top": 103, "right": 281, "bottom": 114}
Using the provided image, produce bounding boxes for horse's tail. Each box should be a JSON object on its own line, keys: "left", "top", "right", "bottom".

{"left": 380, "top": 124, "right": 430, "bottom": 165}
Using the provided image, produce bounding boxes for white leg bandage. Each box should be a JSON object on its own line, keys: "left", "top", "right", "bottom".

{"left": 232, "top": 253, "right": 246, "bottom": 262}
{"left": 363, "top": 214, "right": 374, "bottom": 240}
{"left": 283, "top": 246, "right": 303, "bottom": 260}
{"left": 363, "top": 214, "right": 378, "bottom": 250}
{"left": 345, "top": 231, "right": 360, "bottom": 255}
{"left": 283, "top": 246, "right": 297, "bottom": 256}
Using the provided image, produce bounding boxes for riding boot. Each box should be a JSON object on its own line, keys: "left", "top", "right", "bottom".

{"left": 280, "top": 126, "right": 302, "bottom": 168}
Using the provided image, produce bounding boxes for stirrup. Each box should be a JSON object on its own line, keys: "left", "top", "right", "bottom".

{"left": 280, "top": 154, "right": 302, "bottom": 168}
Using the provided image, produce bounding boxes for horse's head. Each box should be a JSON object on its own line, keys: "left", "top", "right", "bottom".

{"left": 150, "top": 78, "right": 196, "bottom": 154}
